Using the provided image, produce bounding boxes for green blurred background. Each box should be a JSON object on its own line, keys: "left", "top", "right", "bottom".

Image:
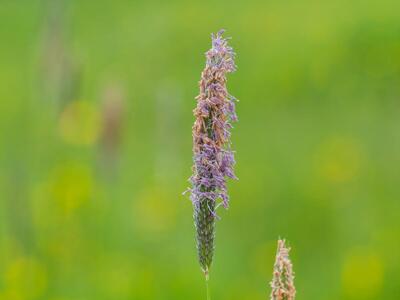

{"left": 1, "top": 0, "right": 400, "bottom": 299}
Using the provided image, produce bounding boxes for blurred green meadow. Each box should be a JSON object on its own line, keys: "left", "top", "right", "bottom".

{"left": 1, "top": 0, "right": 400, "bottom": 299}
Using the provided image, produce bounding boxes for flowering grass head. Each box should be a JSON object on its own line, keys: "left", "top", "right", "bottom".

{"left": 270, "top": 239, "right": 296, "bottom": 300}
{"left": 186, "top": 29, "right": 238, "bottom": 277}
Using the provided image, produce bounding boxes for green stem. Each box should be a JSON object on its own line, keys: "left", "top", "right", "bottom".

{"left": 206, "top": 275, "right": 211, "bottom": 300}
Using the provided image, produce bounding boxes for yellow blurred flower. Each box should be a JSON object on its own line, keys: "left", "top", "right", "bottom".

{"left": 133, "top": 187, "right": 177, "bottom": 234}
{"left": 342, "top": 248, "right": 384, "bottom": 299}
{"left": 315, "top": 137, "right": 363, "bottom": 183}
{"left": 50, "top": 163, "right": 94, "bottom": 215}
{"left": 93, "top": 254, "right": 135, "bottom": 297}
{"left": 32, "top": 162, "right": 94, "bottom": 223}
{"left": 58, "top": 100, "right": 100, "bottom": 146}
{"left": 2, "top": 257, "right": 47, "bottom": 300}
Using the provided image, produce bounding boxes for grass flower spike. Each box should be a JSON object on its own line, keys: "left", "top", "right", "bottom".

{"left": 270, "top": 239, "right": 296, "bottom": 300}
{"left": 187, "top": 30, "right": 238, "bottom": 278}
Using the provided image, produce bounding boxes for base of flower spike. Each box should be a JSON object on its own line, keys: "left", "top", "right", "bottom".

{"left": 203, "top": 267, "right": 209, "bottom": 281}
{"left": 194, "top": 197, "right": 215, "bottom": 274}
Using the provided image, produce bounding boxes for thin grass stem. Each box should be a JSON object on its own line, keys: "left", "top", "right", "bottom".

{"left": 205, "top": 275, "right": 211, "bottom": 300}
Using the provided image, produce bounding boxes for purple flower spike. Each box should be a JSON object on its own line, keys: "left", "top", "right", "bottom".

{"left": 186, "top": 30, "right": 238, "bottom": 277}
